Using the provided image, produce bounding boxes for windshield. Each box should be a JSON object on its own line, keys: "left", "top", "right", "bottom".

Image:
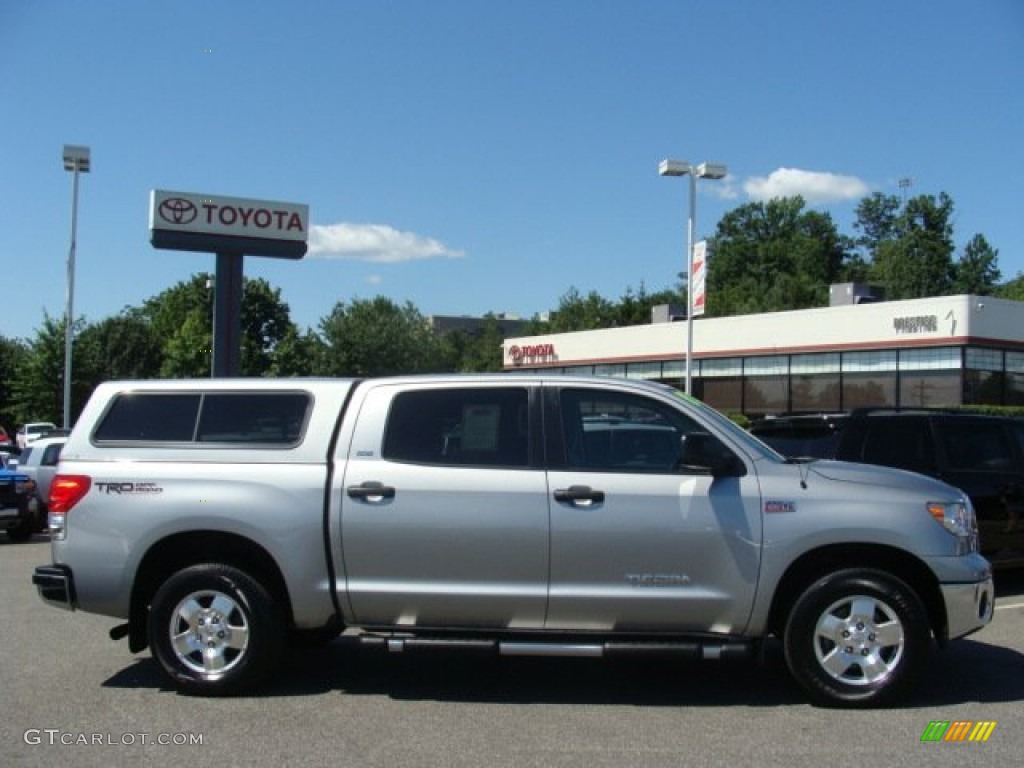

{"left": 666, "top": 389, "right": 786, "bottom": 462}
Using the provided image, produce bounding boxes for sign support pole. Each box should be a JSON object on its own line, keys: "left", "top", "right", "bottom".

{"left": 213, "top": 252, "right": 244, "bottom": 377}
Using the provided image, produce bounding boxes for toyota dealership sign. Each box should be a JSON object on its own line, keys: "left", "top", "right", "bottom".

{"left": 149, "top": 189, "right": 308, "bottom": 259}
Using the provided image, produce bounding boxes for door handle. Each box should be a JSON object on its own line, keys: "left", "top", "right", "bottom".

{"left": 346, "top": 481, "right": 396, "bottom": 501}
{"left": 553, "top": 485, "right": 605, "bottom": 505}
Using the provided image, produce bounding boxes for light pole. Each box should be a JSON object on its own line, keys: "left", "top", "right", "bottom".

{"left": 62, "top": 145, "right": 90, "bottom": 429}
{"left": 658, "top": 159, "right": 727, "bottom": 395}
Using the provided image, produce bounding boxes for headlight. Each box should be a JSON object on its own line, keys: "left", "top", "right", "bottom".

{"left": 927, "top": 500, "right": 976, "bottom": 539}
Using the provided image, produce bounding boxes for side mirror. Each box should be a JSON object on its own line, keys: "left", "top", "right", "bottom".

{"left": 679, "top": 432, "right": 744, "bottom": 478}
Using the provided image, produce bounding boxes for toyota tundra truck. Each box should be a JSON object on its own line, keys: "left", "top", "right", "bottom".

{"left": 32, "top": 375, "right": 994, "bottom": 706}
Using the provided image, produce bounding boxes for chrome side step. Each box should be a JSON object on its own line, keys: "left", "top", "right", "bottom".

{"left": 358, "top": 634, "right": 752, "bottom": 661}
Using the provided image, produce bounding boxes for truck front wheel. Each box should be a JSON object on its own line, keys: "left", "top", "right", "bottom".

{"left": 148, "top": 564, "right": 285, "bottom": 696}
{"left": 784, "top": 569, "right": 930, "bottom": 707}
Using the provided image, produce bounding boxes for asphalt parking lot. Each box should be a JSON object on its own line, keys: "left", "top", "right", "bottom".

{"left": 2, "top": 534, "right": 1023, "bottom": 768}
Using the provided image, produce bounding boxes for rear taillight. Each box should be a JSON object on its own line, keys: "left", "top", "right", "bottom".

{"left": 49, "top": 474, "right": 92, "bottom": 514}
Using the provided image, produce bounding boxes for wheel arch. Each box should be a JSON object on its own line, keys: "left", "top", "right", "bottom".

{"left": 129, "top": 530, "right": 293, "bottom": 653}
{"left": 766, "top": 544, "right": 948, "bottom": 645}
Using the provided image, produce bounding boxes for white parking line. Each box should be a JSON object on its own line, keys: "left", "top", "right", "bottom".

{"left": 994, "top": 601, "right": 1024, "bottom": 611}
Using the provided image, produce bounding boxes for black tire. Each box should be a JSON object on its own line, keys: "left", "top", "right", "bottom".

{"left": 784, "top": 568, "right": 930, "bottom": 708}
{"left": 6, "top": 516, "right": 34, "bottom": 542}
{"left": 33, "top": 495, "right": 49, "bottom": 532}
{"left": 148, "top": 564, "right": 286, "bottom": 696}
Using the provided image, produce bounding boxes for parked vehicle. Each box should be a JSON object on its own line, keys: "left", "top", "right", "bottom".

{"left": 0, "top": 461, "right": 33, "bottom": 541}
{"left": 33, "top": 377, "right": 993, "bottom": 706}
{"left": 17, "top": 436, "right": 66, "bottom": 522}
{"left": 16, "top": 422, "right": 57, "bottom": 450}
{"left": 751, "top": 410, "right": 1024, "bottom": 567}
{"left": 0, "top": 425, "right": 13, "bottom": 448}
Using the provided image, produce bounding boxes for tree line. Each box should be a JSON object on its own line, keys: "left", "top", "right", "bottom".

{"left": 2, "top": 189, "right": 1020, "bottom": 431}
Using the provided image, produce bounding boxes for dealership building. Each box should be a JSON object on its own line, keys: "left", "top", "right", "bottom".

{"left": 501, "top": 288, "right": 1024, "bottom": 416}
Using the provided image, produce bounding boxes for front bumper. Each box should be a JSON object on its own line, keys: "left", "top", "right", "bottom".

{"left": 32, "top": 565, "right": 76, "bottom": 611}
{"left": 941, "top": 577, "right": 994, "bottom": 641}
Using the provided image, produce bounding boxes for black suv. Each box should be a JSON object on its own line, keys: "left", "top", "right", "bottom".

{"left": 751, "top": 410, "right": 1024, "bottom": 568}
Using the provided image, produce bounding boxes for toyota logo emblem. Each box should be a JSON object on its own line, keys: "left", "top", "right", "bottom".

{"left": 158, "top": 197, "right": 198, "bottom": 225}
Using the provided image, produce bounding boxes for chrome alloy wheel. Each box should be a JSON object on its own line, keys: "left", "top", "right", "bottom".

{"left": 812, "top": 594, "right": 905, "bottom": 686}
{"left": 168, "top": 589, "right": 250, "bottom": 677}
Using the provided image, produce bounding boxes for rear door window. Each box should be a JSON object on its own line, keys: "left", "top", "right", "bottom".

{"left": 382, "top": 387, "right": 530, "bottom": 468}
{"left": 41, "top": 443, "right": 64, "bottom": 466}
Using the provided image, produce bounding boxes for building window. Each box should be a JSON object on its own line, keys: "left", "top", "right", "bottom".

{"left": 1005, "top": 373, "right": 1024, "bottom": 406}
{"left": 842, "top": 351, "right": 898, "bottom": 409}
{"left": 701, "top": 357, "right": 743, "bottom": 376}
{"left": 843, "top": 373, "right": 897, "bottom": 409}
{"left": 625, "top": 361, "right": 663, "bottom": 380}
{"left": 900, "top": 371, "right": 962, "bottom": 408}
{"left": 899, "top": 346, "right": 961, "bottom": 371}
{"left": 744, "top": 376, "right": 788, "bottom": 415}
{"left": 842, "top": 350, "right": 899, "bottom": 373}
{"left": 792, "top": 374, "right": 841, "bottom": 412}
{"left": 1007, "top": 352, "right": 1024, "bottom": 374}
{"left": 701, "top": 378, "right": 743, "bottom": 413}
{"left": 965, "top": 347, "right": 1003, "bottom": 371}
{"left": 791, "top": 353, "right": 841, "bottom": 375}
{"left": 594, "top": 363, "right": 626, "bottom": 377}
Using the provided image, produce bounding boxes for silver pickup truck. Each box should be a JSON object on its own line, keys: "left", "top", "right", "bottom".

{"left": 33, "top": 375, "right": 994, "bottom": 706}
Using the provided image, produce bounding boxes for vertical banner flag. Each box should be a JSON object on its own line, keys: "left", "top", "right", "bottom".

{"left": 691, "top": 240, "right": 708, "bottom": 317}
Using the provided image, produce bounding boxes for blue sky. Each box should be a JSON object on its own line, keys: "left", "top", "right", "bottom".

{"left": 2, "top": 0, "right": 1022, "bottom": 342}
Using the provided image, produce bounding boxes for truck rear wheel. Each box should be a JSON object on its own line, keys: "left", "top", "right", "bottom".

{"left": 784, "top": 568, "right": 930, "bottom": 707}
{"left": 148, "top": 564, "right": 285, "bottom": 696}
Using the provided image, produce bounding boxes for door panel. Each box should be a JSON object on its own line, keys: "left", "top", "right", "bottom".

{"left": 545, "top": 386, "right": 762, "bottom": 634}
{"left": 338, "top": 384, "right": 550, "bottom": 629}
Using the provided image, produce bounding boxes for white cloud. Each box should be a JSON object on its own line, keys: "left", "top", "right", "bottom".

{"left": 365, "top": 274, "right": 383, "bottom": 285}
{"left": 743, "top": 168, "right": 869, "bottom": 205}
{"left": 308, "top": 222, "right": 465, "bottom": 262}
{"left": 708, "top": 176, "right": 741, "bottom": 200}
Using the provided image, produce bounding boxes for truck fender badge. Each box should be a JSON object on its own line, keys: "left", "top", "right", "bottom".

{"left": 626, "top": 573, "right": 691, "bottom": 587}
{"left": 765, "top": 500, "right": 796, "bottom": 513}
{"left": 95, "top": 482, "right": 164, "bottom": 495}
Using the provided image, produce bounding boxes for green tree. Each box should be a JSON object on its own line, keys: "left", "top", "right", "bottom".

{"left": 317, "top": 296, "right": 445, "bottom": 376}
{"left": 613, "top": 284, "right": 682, "bottom": 326}
{"left": 706, "top": 197, "right": 854, "bottom": 316}
{"left": 9, "top": 313, "right": 91, "bottom": 426}
{"left": 239, "top": 278, "right": 298, "bottom": 376}
{"left": 548, "top": 288, "right": 617, "bottom": 332}
{"left": 853, "top": 192, "right": 901, "bottom": 261}
{"left": 75, "top": 310, "right": 163, "bottom": 382}
{"left": 0, "top": 336, "right": 30, "bottom": 434}
{"left": 142, "top": 273, "right": 300, "bottom": 377}
{"left": 953, "top": 234, "right": 1001, "bottom": 295}
{"left": 995, "top": 273, "right": 1024, "bottom": 301}
{"left": 266, "top": 327, "right": 322, "bottom": 377}
{"left": 142, "top": 273, "right": 213, "bottom": 377}
{"left": 160, "top": 310, "right": 212, "bottom": 378}
{"left": 870, "top": 193, "right": 955, "bottom": 299}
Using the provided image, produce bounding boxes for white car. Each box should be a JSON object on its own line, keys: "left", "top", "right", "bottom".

{"left": 16, "top": 422, "right": 58, "bottom": 450}
{"left": 18, "top": 436, "right": 66, "bottom": 520}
